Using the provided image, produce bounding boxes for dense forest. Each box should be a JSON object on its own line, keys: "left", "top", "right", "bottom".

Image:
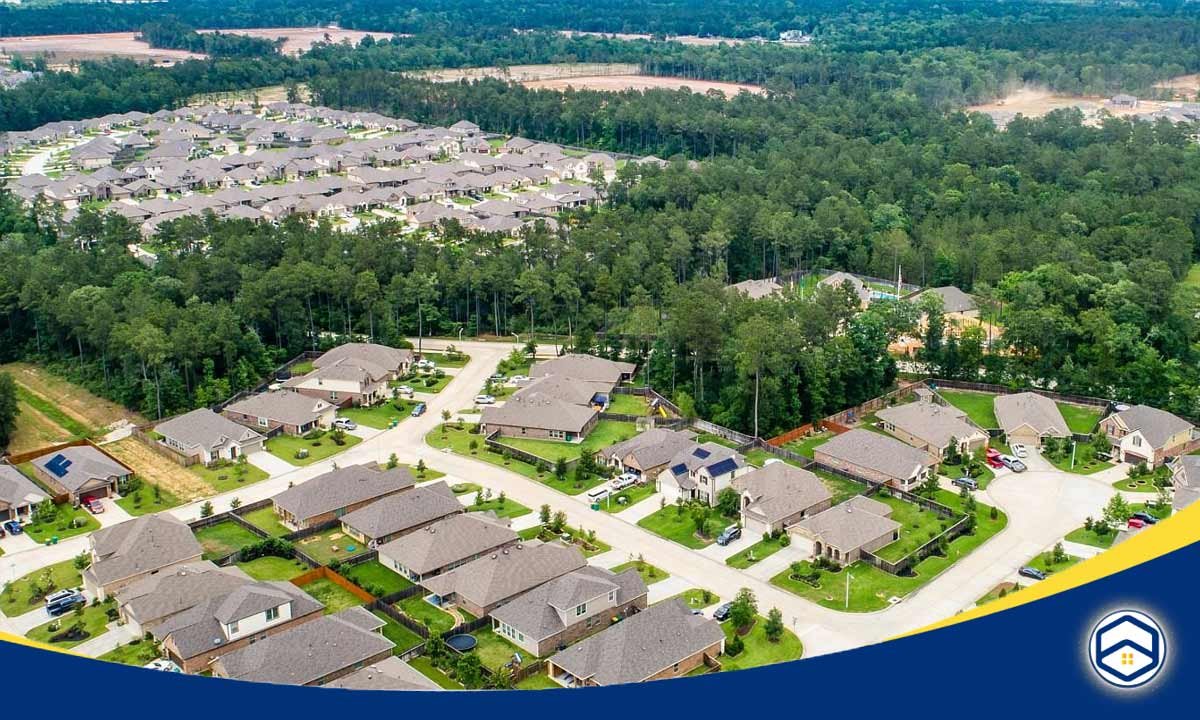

{"left": 138, "top": 19, "right": 283, "bottom": 58}
{"left": 1, "top": 1, "right": 1199, "bottom": 436}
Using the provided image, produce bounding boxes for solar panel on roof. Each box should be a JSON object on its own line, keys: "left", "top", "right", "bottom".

{"left": 670, "top": 463, "right": 688, "bottom": 476}
{"left": 46, "top": 454, "right": 73, "bottom": 478}
{"left": 706, "top": 458, "right": 739, "bottom": 477}
{"left": 692, "top": 447, "right": 711, "bottom": 459}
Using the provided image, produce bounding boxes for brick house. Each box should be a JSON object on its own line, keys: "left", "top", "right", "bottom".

{"left": 270, "top": 463, "right": 416, "bottom": 532}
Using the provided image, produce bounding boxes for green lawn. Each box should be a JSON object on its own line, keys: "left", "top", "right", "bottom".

{"left": 496, "top": 421, "right": 639, "bottom": 463}
{"left": 236, "top": 556, "right": 309, "bottom": 581}
{"left": 813, "top": 470, "right": 868, "bottom": 505}
{"left": 1027, "top": 550, "right": 1082, "bottom": 575}
{"left": 397, "top": 595, "right": 457, "bottom": 634}
{"left": 409, "top": 656, "right": 464, "bottom": 689}
{"left": 726, "top": 537, "right": 787, "bottom": 569}
{"left": 419, "top": 351, "right": 471, "bottom": 368}
{"left": 692, "top": 433, "right": 741, "bottom": 449}
{"left": 26, "top": 601, "right": 113, "bottom": 649}
{"left": 190, "top": 461, "right": 270, "bottom": 493}
{"left": 451, "top": 482, "right": 481, "bottom": 495}
{"left": 22, "top": 504, "right": 100, "bottom": 544}
{"left": 719, "top": 616, "right": 804, "bottom": 670}
{"left": 598, "top": 482, "right": 657, "bottom": 513}
{"left": 1064, "top": 525, "right": 1117, "bottom": 549}
{"left": 114, "top": 484, "right": 185, "bottom": 516}
{"left": 773, "top": 490, "right": 1007, "bottom": 612}
{"left": 340, "top": 401, "right": 417, "bottom": 429}
{"left": 265, "top": 432, "right": 362, "bottom": 466}
{"left": 342, "top": 560, "right": 413, "bottom": 596}
{"left": 518, "top": 525, "right": 611, "bottom": 556}
{"left": 637, "top": 505, "right": 719, "bottom": 549}
{"left": 1131, "top": 502, "right": 1173, "bottom": 520}
{"left": 372, "top": 610, "right": 425, "bottom": 653}
{"left": 938, "top": 461, "right": 995, "bottom": 490}
{"left": 667, "top": 588, "right": 720, "bottom": 610}
{"left": 406, "top": 372, "right": 452, "bottom": 393}
{"left": 610, "top": 560, "right": 670, "bottom": 585}
{"left": 473, "top": 626, "right": 530, "bottom": 671}
{"left": 607, "top": 394, "right": 649, "bottom": 415}
{"left": 240, "top": 506, "right": 291, "bottom": 536}
{"left": 298, "top": 578, "right": 363, "bottom": 614}
{"left": 469, "top": 497, "right": 532, "bottom": 519}
{"left": 976, "top": 582, "right": 1019, "bottom": 607}
{"left": 98, "top": 639, "right": 161, "bottom": 666}
{"left": 516, "top": 673, "right": 561, "bottom": 690}
{"left": 1, "top": 559, "right": 82, "bottom": 617}
{"left": 427, "top": 423, "right": 607, "bottom": 494}
{"left": 194, "top": 521, "right": 262, "bottom": 560}
{"left": 872, "top": 495, "right": 957, "bottom": 562}
{"left": 782, "top": 431, "right": 836, "bottom": 458}
{"left": 293, "top": 527, "right": 368, "bottom": 565}
{"left": 938, "top": 390, "right": 999, "bottom": 428}
{"left": 1056, "top": 403, "right": 1103, "bottom": 434}
{"left": 1112, "top": 474, "right": 1167, "bottom": 493}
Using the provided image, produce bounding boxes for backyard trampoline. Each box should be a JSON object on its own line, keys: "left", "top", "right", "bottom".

{"left": 446, "top": 634, "right": 478, "bottom": 652}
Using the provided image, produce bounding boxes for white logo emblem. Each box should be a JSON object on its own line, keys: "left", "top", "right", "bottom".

{"left": 1088, "top": 610, "right": 1166, "bottom": 688}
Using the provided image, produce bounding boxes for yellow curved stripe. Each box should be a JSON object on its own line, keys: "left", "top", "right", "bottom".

{"left": 897, "top": 500, "right": 1200, "bottom": 639}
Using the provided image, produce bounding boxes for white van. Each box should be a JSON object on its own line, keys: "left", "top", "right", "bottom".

{"left": 585, "top": 486, "right": 611, "bottom": 503}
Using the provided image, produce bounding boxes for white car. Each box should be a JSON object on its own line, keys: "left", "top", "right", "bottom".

{"left": 1011, "top": 443, "right": 1028, "bottom": 458}
{"left": 510, "top": 374, "right": 530, "bottom": 383}
{"left": 475, "top": 394, "right": 496, "bottom": 405}
{"left": 333, "top": 417, "right": 357, "bottom": 431}
{"left": 396, "top": 385, "right": 415, "bottom": 396}
{"left": 610, "top": 473, "right": 639, "bottom": 490}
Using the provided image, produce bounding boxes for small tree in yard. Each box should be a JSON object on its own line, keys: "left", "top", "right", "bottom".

{"left": 918, "top": 474, "right": 939, "bottom": 497}
{"left": 1102, "top": 494, "right": 1131, "bottom": 529}
{"left": 716, "top": 488, "right": 740, "bottom": 518}
{"left": 230, "top": 497, "right": 242, "bottom": 510}
{"left": 235, "top": 454, "right": 248, "bottom": 481}
{"left": 416, "top": 459, "right": 426, "bottom": 477}
{"left": 554, "top": 457, "right": 568, "bottom": 482}
{"left": 474, "top": 489, "right": 486, "bottom": 507}
{"left": 691, "top": 506, "right": 710, "bottom": 538}
{"left": 539, "top": 503, "right": 551, "bottom": 525}
{"left": 497, "top": 490, "right": 507, "bottom": 508}
{"left": 387, "top": 453, "right": 399, "bottom": 469}
{"left": 200, "top": 501, "right": 214, "bottom": 518}
{"left": 551, "top": 510, "right": 567, "bottom": 534}
{"left": 469, "top": 439, "right": 478, "bottom": 454}
{"left": 728, "top": 588, "right": 757, "bottom": 633}
{"left": 73, "top": 551, "right": 90, "bottom": 571}
{"left": 764, "top": 607, "right": 785, "bottom": 643}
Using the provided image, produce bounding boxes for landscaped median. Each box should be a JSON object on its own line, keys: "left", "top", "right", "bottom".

{"left": 771, "top": 489, "right": 1008, "bottom": 612}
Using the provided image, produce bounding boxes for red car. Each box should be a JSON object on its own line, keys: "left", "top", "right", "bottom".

{"left": 984, "top": 448, "right": 1004, "bottom": 469}
{"left": 85, "top": 499, "right": 105, "bottom": 514}
{"left": 1127, "top": 517, "right": 1145, "bottom": 529}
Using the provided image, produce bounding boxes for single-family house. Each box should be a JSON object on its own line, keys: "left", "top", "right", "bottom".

{"left": 732, "top": 462, "right": 833, "bottom": 536}
{"left": 993, "top": 392, "right": 1070, "bottom": 447}
{"left": 791, "top": 495, "right": 902, "bottom": 565}
{"left": 596, "top": 428, "right": 698, "bottom": 480}
{"left": 479, "top": 391, "right": 600, "bottom": 442}
{"left": 30, "top": 444, "right": 133, "bottom": 505}
{"left": 271, "top": 463, "right": 416, "bottom": 532}
{"left": 876, "top": 398, "right": 989, "bottom": 458}
{"left": 813, "top": 428, "right": 937, "bottom": 490}
{"left": 377, "top": 513, "right": 519, "bottom": 583}
{"left": 656, "top": 442, "right": 752, "bottom": 507}
{"left": 545, "top": 599, "right": 724, "bottom": 686}
{"left": 284, "top": 343, "right": 412, "bottom": 408}
{"left": 325, "top": 656, "right": 442, "bottom": 691}
{"left": 530, "top": 353, "right": 637, "bottom": 386}
{"left": 489, "top": 565, "right": 648, "bottom": 658}
{"left": 819, "top": 271, "right": 871, "bottom": 308}
{"left": 0, "top": 464, "right": 50, "bottom": 523}
{"left": 154, "top": 408, "right": 266, "bottom": 465}
{"left": 339, "top": 481, "right": 464, "bottom": 548}
{"left": 82, "top": 513, "right": 204, "bottom": 600}
{"left": 726, "top": 277, "right": 784, "bottom": 300}
{"left": 222, "top": 390, "right": 336, "bottom": 435}
{"left": 211, "top": 607, "right": 395, "bottom": 686}
{"left": 1099, "top": 404, "right": 1196, "bottom": 467}
{"left": 1170, "top": 456, "right": 1200, "bottom": 512}
{"left": 421, "top": 541, "right": 587, "bottom": 618}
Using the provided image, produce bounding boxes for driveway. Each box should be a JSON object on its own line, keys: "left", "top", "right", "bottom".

{"left": 245, "top": 449, "right": 296, "bottom": 477}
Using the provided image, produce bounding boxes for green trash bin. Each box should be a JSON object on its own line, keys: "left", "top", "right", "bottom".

{"left": 590, "top": 503, "right": 599, "bottom": 511}
{"left": 51, "top": 536, "right": 59, "bottom": 545}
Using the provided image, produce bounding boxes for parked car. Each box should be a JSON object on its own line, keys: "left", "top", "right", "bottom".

{"left": 333, "top": 417, "right": 357, "bottom": 431}
{"left": 3, "top": 520, "right": 23, "bottom": 535}
{"left": 713, "top": 602, "right": 733, "bottom": 621}
{"left": 985, "top": 448, "right": 1005, "bottom": 469}
{"left": 1011, "top": 443, "right": 1029, "bottom": 458}
{"left": 474, "top": 394, "right": 496, "bottom": 405}
{"left": 45, "top": 590, "right": 85, "bottom": 616}
{"left": 1131, "top": 511, "right": 1158, "bottom": 525}
{"left": 716, "top": 525, "right": 742, "bottom": 546}
{"left": 510, "top": 375, "right": 530, "bottom": 383}
{"left": 410, "top": 402, "right": 426, "bottom": 417}
{"left": 1127, "top": 517, "right": 1146, "bottom": 529}
{"left": 610, "top": 473, "right": 639, "bottom": 490}
{"left": 396, "top": 385, "right": 415, "bottom": 396}
{"left": 1018, "top": 566, "right": 1047, "bottom": 581}
{"left": 953, "top": 477, "right": 979, "bottom": 491}
{"left": 1000, "top": 455, "right": 1026, "bottom": 473}
{"left": 489, "top": 373, "right": 506, "bottom": 381}
{"left": 1009, "top": 459, "right": 1027, "bottom": 473}
{"left": 86, "top": 499, "right": 105, "bottom": 514}
{"left": 585, "top": 486, "right": 611, "bottom": 503}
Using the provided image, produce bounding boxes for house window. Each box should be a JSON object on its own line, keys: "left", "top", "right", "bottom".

{"left": 257, "top": 417, "right": 268, "bottom": 428}
{"left": 329, "top": 391, "right": 337, "bottom": 401}
{"left": 265, "top": 607, "right": 279, "bottom": 622}
{"left": 1132, "top": 435, "right": 1142, "bottom": 447}
{"left": 229, "top": 621, "right": 239, "bottom": 635}
{"left": 608, "top": 590, "right": 616, "bottom": 602}
{"left": 673, "top": 663, "right": 680, "bottom": 673}
{"left": 575, "top": 603, "right": 587, "bottom": 616}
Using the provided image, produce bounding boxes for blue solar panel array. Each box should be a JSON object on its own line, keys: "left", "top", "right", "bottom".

{"left": 707, "top": 458, "right": 739, "bottom": 477}
{"left": 45, "top": 454, "right": 73, "bottom": 478}
{"left": 670, "top": 463, "right": 688, "bottom": 476}
{"left": 692, "top": 447, "right": 711, "bottom": 459}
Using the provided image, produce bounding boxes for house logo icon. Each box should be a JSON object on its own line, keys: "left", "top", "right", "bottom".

{"left": 1088, "top": 610, "right": 1166, "bottom": 688}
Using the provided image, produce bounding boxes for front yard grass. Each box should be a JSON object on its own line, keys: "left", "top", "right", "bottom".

{"left": 22, "top": 504, "right": 100, "bottom": 544}
{"left": 26, "top": 601, "right": 113, "bottom": 649}
{"left": 293, "top": 527, "right": 368, "bottom": 565}
{"left": 428, "top": 423, "right": 607, "bottom": 495}
{"left": 468, "top": 496, "right": 532, "bottom": 519}
{"left": 418, "top": 351, "right": 470, "bottom": 368}
{"left": 637, "top": 505, "right": 719, "bottom": 549}
{"left": 938, "top": 460, "right": 995, "bottom": 490}
{"left": 265, "top": 432, "right": 362, "bottom": 466}
{"left": 1112, "top": 473, "right": 1167, "bottom": 493}
{"left": 342, "top": 560, "right": 413, "bottom": 596}
{"left": 667, "top": 588, "right": 720, "bottom": 610}
{"left": 396, "top": 595, "right": 456, "bottom": 634}
{"left": 340, "top": 401, "right": 417, "bottom": 430}
{"left": 114, "top": 483, "right": 185, "bottom": 516}
{"left": 1027, "top": 550, "right": 1082, "bottom": 576}
{"left": 517, "top": 525, "right": 611, "bottom": 557}
{"left": 236, "top": 556, "right": 309, "bottom": 581}
{"left": 1, "top": 559, "right": 82, "bottom": 617}
{"left": 1046, "top": 451, "right": 1110, "bottom": 475}
{"left": 98, "top": 639, "right": 161, "bottom": 666}
{"left": 298, "top": 577, "right": 363, "bottom": 614}
{"left": 239, "top": 506, "right": 291, "bottom": 536}
{"left": 938, "top": 389, "right": 999, "bottom": 428}
{"left": 190, "top": 460, "right": 270, "bottom": 493}
{"left": 495, "top": 421, "right": 639, "bottom": 464}
{"left": 726, "top": 536, "right": 786, "bottom": 569}
{"left": 598, "top": 482, "right": 656, "bottom": 513}
{"left": 194, "top": 521, "right": 262, "bottom": 560}
{"left": 1064, "top": 525, "right": 1116, "bottom": 549}
{"left": 610, "top": 559, "right": 669, "bottom": 585}
{"left": 720, "top": 616, "right": 804, "bottom": 670}
{"left": 1056, "top": 402, "right": 1103, "bottom": 434}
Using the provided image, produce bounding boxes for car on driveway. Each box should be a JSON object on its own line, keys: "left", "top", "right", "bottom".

{"left": 333, "top": 417, "right": 357, "bottom": 431}
{"left": 1131, "top": 511, "right": 1158, "bottom": 525}
{"left": 999, "top": 455, "right": 1026, "bottom": 473}
{"left": 1127, "top": 517, "right": 1146, "bottom": 529}
{"left": 86, "top": 499, "right": 105, "bottom": 514}
{"left": 1018, "top": 566, "right": 1046, "bottom": 581}
{"left": 3, "top": 520, "right": 23, "bottom": 535}
{"left": 474, "top": 394, "right": 496, "bottom": 405}
{"left": 716, "top": 525, "right": 742, "bottom": 546}
{"left": 489, "top": 373, "right": 505, "bottom": 382}
{"left": 953, "top": 476, "right": 978, "bottom": 491}
{"left": 610, "top": 473, "right": 639, "bottom": 490}
{"left": 45, "top": 590, "right": 85, "bottom": 616}
{"left": 1010, "top": 443, "right": 1029, "bottom": 458}
{"left": 713, "top": 602, "right": 733, "bottom": 621}
{"left": 396, "top": 385, "right": 414, "bottom": 397}
{"left": 410, "top": 402, "right": 426, "bottom": 417}
{"left": 985, "top": 448, "right": 1005, "bottom": 469}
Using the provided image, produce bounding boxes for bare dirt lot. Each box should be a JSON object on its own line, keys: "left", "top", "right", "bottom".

{"left": 522, "top": 74, "right": 766, "bottom": 96}
{"left": 197, "top": 27, "right": 395, "bottom": 56}
{"left": 967, "top": 86, "right": 1167, "bottom": 127}
{"left": 1154, "top": 73, "right": 1200, "bottom": 100}
{"left": 0, "top": 33, "right": 202, "bottom": 65}
{"left": 414, "top": 63, "right": 641, "bottom": 83}
{"left": 102, "top": 437, "right": 212, "bottom": 501}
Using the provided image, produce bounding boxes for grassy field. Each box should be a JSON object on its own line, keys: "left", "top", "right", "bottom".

{"left": 938, "top": 390, "right": 999, "bottom": 428}
{"left": 236, "top": 556, "right": 309, "bottom": 582}
{"left": 293, "top": 527, "right": 368, "bottom": 565}
{"left": 193, "top": 521, "right": 261, "bottom": 560}
{"left": 1, "top": 559, "right": 82, "bottom": 617}
{"left": 725, "top": 536, "right": 786, "bottom": 569}
{"left": 103, "top": 437, "right": 212, "bottom": 502}
{"left": 266, "top": 432, "right": 362, "bottom": 466}
{"left": 298, "top": 578, "right": 364, "bottom": 614}
{"left": 26, "top": 601, "right": 113, "bottom": 649}
{"left": 610, "top": 559, "right": 670, "bottom": 585}
{"left": 98, "top": 639, "right": 161, "bottom": 666}
{"left": 1056, "top": 403, "right": 1103, "bottom": 434}
{"left": 342, "top": 560, "right": 412, "bottom": 596}
{"left": 637, "top": 505, "right": 721, "bottom": 549}
{"left": 495, "top": 421, "right": 639, "bottom": 463}
{"left": 239, "top": 506, "right": 291, "bottom": 536}
{"left": 720, "top": 616, "right": 804, "bottom": 670}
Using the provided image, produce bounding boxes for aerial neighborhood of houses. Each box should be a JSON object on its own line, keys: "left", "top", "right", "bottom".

{"left": 0, "top": 101, "right": 631, "bottom": 256}
{"left": 1, "top": 319, "right": 1198, "bottom": 689}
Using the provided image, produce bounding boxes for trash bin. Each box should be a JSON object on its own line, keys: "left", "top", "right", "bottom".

{"left": 590, "top": 503, "right": 599, "bottom": 511}
{"left": 51, "top": 536, "right": 59, "bottom": 545}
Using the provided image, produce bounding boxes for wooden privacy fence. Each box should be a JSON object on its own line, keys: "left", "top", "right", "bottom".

{"left": 371, "top": 598, "right": 430, "bottom": 639}
{"left": 861, "top": 513, "right": 973, "bottom": 576}
{"left": 290, "top": 565, "right": 376, "bottom": 604}
{"left": 767, "top": 423, "right": 813, "bottom": 447}
{"left": 510, "top": 660, "right": 547, "bottom": 685}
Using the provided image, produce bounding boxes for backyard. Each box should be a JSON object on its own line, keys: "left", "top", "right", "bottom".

{"left": 297, "top": 577, "right": 365, "bottom": 614}
{"left": 236, "top": 556, "right": 309, "bottom": 581}
{"left": 342, "top": 560, "right": 413, "bottom": 596}
{"left": 193, "top": 521, "right": 262, "bottom": 560}
{"left": 872, "top": 494, "right": 958, "bottom": 562}
{"left": 293, "top": 527, "right": 369, "bottom": 565}
{"left": 1056, "top": 402, "right": 1103, "bottom": 434}
{"left": 719, "top": 615, "right": 804, "bottom": 671}
{"left": 409, "top": 656, "right": 464, "bottom": 689}
{"left": 240, "top": 506, "right": 291, "bottom": 536}
{"left": 782, "top": 430, "right": 836, "bottom": 458}
{"left": 473, "top": 626, "right": 530, "bottom": 671}
{"left": 938, "top": 389, "right": 999, "bottom": 428}
{"left": 396, "top": 594, "right": 457, "bottom": 634}
{"left": 1, "top": 559, "right": 82, "bottom": 617}
{"left": 372, "top": 609, "right": 425, "bottom": 653}
{"left": 266, "top": 432, "right": 362, "bottom": 466}
{"left": 495, "top": 420, "right": 638, "bottom": 463}
{"left": 606, "top": 393, "right": 649, "bottom": 415}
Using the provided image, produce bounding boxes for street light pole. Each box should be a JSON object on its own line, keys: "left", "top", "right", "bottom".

{"left": 845, "top": 572, "right": 853, "bottom": 610}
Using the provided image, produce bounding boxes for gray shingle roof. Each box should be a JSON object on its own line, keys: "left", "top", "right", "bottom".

{"left": 155, "top": 409, "right": 265, "bottom": 453}
{"left": 815, "top": 429, "right": 936, "bottom": 481}
{"left": 0, "top": 464, "right": 49, "bottom": 510}
{"left": 115, "top": 561, "right": 250, "bottom": 627}
{"left": 530, "top": 354, "right": 636, "bottom": 385}
{"left": 548, "top": 599, "right": 724, "bottom": 685}
{"left": 793, "top": 495, "right": 900, "bottom": 551}
{"left": 912, "top": 286, "right": 978, "bottom": 314}
{"left": 876, "top": 400, "right": 987, "bottom": 451}
{"left": 272, "top": 463, "right": 416, "bottom": 524}
{"left": 732, "top": 462, "right": 832, "bottom": 525}
{"left": 312, "top": 343, "right": 412, "bottom": 377}
{"left": 490, "top": 566, "right": 647, "bottom": 643}
{"left": 993, "top": 392, "right": 1069, "bottom": 437}
{"left": 422, "top": 540, "right": 587, "bottom": 610}
{"left": 85, "top": 513, "right": 203, "bottom": 587}
{"left": 726, "top": 278, "right": 783, "bottom": 300}
{"left": 481, "top": 391, "right": 598, "bottom": 434}
{"left": 325, "top": 656, "right": 442, "bottom": 691}
{"left": 378, "top": 513, "right": 518, "bottom": 576}
{"left": 339, "top": 481, "right": 463, "bottom": 541}
{"left": 598, "top": 428, "right": 698, "bottom": 471}
{"left": 1110, "top": 404, "right": 1194, "bottom": 449}
{"left": 224, "top": 390, "right": 333, "bottom": 427}
{"left": 216, "top": 608, "right": 394, "bottom": 686}
{"left": 30, "top": 445, "right": 132, "bottom": 494}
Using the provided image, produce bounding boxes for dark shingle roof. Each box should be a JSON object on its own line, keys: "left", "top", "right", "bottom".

{"left": 272, "top": 463, "right": 415, "bottom": 523}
